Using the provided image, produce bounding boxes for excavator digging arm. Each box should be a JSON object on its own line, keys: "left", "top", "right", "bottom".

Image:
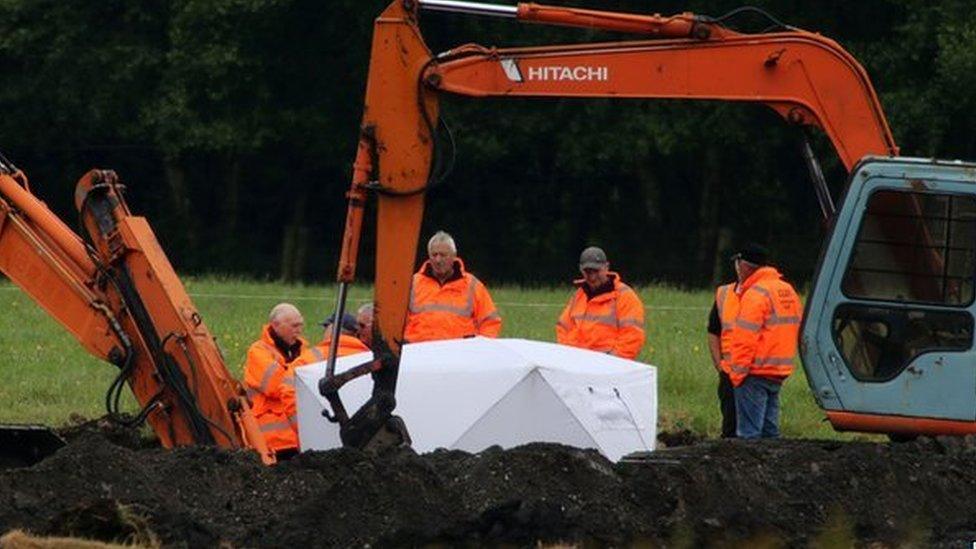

{"left": 0, "top": 160, "right": 273, "bottom": 464}
{"left": 325, "top": 0, "right": 901, "bottom": 448}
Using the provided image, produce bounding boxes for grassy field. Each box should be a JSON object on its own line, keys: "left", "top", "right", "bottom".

{"left": 0, "top": 277, "right": 869, "bottom": 440}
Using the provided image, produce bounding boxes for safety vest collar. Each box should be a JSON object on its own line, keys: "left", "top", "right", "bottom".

{"left": 417, "top": 257, "right": 468, "bottom": 286}
{"left": 258, "top": 324, "right": 284, "bottom": 360}
{"left": 260, "top": 323, "right": 275, "bottom": 344}
{"left": 566, "top": 274, "right": 637, "bottom": 328}
{"left": 737, "top": 266, "right": 783, "bottom": 295}
{"left": 408, "top": 266, "right": 482, "bottom": 318}
{"left": 258, "top": 324, "right": 308, "bottom": 363}
{"left": 573, "top": 272, "right": 627, "bottom": 303}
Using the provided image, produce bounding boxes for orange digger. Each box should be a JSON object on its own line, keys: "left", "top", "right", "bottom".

{"left": 0, "top": 164, "right": 274, "bottom": 465}
{"left": 322, "top": 0, "right": 976, "bottom": 447}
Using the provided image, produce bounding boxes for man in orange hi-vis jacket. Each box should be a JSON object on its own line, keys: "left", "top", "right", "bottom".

{"left": 403, "top": 231, "right": 502, "bottom": 343}
{"left": 243, "top": 303, "right": 311, "bottom": 460}
{"left": 314, "top": 312, "right": 370, "bottom": 359}
{"left": 556, "top": 246, "right": 645, "bottom": 360}
{"left": 728, "top": 244, "right": 802, "bottom": 439}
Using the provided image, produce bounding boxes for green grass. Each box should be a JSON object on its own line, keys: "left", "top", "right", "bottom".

{"left": 0, "top": 277, "right": 868, "bottom": 440}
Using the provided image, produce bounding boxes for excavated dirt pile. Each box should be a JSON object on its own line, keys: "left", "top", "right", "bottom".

{"left": 2, "top": 422, "right": 976, "bottom": 547}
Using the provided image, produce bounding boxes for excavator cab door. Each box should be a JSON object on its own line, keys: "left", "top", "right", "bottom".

{"left": 802, "top": 157, "right": 976, "bottom": 434}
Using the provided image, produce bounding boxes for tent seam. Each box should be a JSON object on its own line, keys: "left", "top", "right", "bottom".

{"left": 453, "top": 367, "right": 599, "bottom": 452}
{"left": 448, "top": 367, "right": 536, "bottom": 448}
{"left": 536, "top": 367, "right": 604, "bottom": 448}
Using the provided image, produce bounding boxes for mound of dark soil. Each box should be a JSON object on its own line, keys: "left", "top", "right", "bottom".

{"left": 56, "top": 415, "right": 159, "bottom": 450}
{"left": 2, "top": 429, "right": 976, "bottom": 547}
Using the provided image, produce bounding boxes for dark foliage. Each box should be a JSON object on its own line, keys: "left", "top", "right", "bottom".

{"left": 0, "top": 0, "right": 971, "bottom": 286}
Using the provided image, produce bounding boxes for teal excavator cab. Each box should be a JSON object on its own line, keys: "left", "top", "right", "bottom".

{"left": 803, "top": 156, "right": 976, "bottom": 438}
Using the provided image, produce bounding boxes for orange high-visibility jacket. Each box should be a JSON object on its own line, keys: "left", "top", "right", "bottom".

{"left": 728, "top": 267, "right": 802, "bottom": 387}
{"left": 403, "top": 259, "right": 501, "bottom": 343}
{"left": 243, "top": 324, "right": 309, "bottom": 453}
{"left": 715, "top": 282, "right": 740, "bottom": 375}
{"left": 556, "top": 273, "right": 646, "bottom": 360}
{"left": 314, "top": 334, "right": 371, "bottom": 359}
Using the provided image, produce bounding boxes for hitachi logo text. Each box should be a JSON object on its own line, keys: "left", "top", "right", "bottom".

{"left": 527, "top": 66, "right": 609, "bottom": 82}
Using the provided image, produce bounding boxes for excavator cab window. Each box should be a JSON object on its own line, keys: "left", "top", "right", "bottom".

{"left": 832, "top": 305, "right": 972, "bottom": 382}
{"left": 841, "top": 190, "right": 976, "bottom": 305}
{"left": 832, "top": 189, "right": 976, "bottom": 382}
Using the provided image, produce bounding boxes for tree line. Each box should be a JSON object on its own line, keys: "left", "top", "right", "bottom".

{"left": 0, "top": 0, "right": 973, "bottom": 287}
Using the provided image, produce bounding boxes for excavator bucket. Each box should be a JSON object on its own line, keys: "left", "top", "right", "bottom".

{"left": 0, "top": 424, "right": 66, "bottom": 469}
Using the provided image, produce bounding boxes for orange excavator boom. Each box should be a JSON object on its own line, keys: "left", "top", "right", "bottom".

{"left": 0, "top": 159, "right": 273, "bottom": 464}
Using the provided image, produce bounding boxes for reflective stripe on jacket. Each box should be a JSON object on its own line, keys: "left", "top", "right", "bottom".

{"left": 728, "top": 267, "right": 802, "bottom": 387}
{"left": 243, "top": 324, "right": 308, "bottom": 452}
{"left": 715, "top": 282, "right": 740, "bottom": 375}
{"left": 313, "top": 334, "right": 370, "bottom": 359}
{"left": 403, "top": 258, "right": 501, "bottom": 343}
{"left": 555, "top": 273, "right": 646, "bottom": 360}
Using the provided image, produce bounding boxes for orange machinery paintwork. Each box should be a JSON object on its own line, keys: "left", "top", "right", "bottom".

{"left": 826, "top": 411, "right": 976, "bottom": 437}
{"left": 515, "top": 3, "right": 732, "bottom": 39}
{"left": 339, "top": 0, "right": 897, "bottom": 376}
{"left": 0, "top": 168, "right": 273, "bottom": 464}
{"left": 336, "top": 1, "right": 438, "bottom": 359}
{"left": 427, "top": 37, "right": 897, "bottom": 172}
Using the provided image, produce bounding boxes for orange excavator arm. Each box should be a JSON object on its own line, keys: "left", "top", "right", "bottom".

{"left": 0, "top": 159, "right": 273, "bottom": 464}
{"left": 428, "top": 33, "right": 898, "bottom": 171}
{"left": 322, "top": 0, "right": 900, "bottom": 448}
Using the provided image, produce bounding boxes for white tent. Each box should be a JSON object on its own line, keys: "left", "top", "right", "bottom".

{"left": 294, "top": 337, "right": 656, "bottom": 461}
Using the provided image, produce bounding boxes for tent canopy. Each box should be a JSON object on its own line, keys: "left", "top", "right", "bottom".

{"left": 295, "top": 338, "right": 656, "bottom": 461}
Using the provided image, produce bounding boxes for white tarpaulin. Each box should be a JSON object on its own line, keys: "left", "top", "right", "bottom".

{"left": 294, "top": 337, "right": 656, "bottom": 461}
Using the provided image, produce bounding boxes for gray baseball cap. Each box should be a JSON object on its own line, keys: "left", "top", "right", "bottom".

{"left": 579, "top": 246, "right": 609, "bottom": 269}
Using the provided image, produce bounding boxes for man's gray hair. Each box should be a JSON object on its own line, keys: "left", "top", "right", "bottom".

{"left": 357, "top": 303, "right": 374, "bottom": 316}
{"left": 268, "top": 303, "right": 301, "bottom": 323}
{"left": 427, "top": 230, "right": 457, "bottom": 254}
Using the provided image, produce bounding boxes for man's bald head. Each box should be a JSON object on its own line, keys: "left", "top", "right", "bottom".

{"left": 269, "top": 303, "right": 304, "bottom": 345}
{"left": 356, "top": 303, "right": 374, "bottom": 346}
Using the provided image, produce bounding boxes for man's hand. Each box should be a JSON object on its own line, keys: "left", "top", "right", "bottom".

{"left": 707, "top": 333, "right": 722, "bottom": 372}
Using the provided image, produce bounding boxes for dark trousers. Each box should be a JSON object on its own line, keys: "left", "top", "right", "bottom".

{"left": 718, "top": 371, "right": 737, "bottom": 438}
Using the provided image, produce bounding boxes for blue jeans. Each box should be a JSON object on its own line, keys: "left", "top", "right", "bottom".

{"left": 734, "top": 376, "right": 782, "bottom": 439}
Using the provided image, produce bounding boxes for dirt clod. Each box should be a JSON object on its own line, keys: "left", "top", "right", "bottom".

{"left": 49, "top": 499, "right": 158, "bottom": 547}
{"left": 2, "top": 422, "right": 976, "bottom": 547}
{"left": 656, "top": 429, "right": 704, "bottom": 448}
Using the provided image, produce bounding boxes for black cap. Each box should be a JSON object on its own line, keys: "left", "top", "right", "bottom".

{"left": 731, "top": 243, "right": 769, "bottom": 266}
{"left": 321, "top": 312, "right": 359, "bottom": 334}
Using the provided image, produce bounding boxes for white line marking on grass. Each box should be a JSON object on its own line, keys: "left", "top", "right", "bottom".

{"left": 0, "top": 286, "right": 709, "bottom": 310}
